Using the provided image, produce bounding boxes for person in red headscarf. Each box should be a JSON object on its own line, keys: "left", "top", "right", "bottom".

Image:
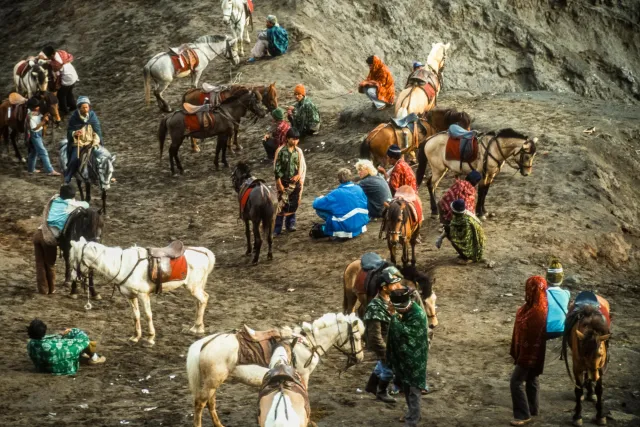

{"left": 359, "top": 55, "right": 395, "bottom": 110}
{"left": 509, "top": 276, "right": 549, "bottom": 426}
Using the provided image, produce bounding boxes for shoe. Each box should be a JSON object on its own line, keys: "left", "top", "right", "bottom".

{"left": 376, "top": 381, "right": 396, "bottom": 403}
{"left": 247, "top": 57, "right": 256, "bottom": 63}
{"left": 286, "top": 226, "right": 297, "bottom": 232}
{"left": 88, "top": 355, "right": 106, "bottom": 365}
{"left": 510, "top": 419, "right": 532, "bottom": 426}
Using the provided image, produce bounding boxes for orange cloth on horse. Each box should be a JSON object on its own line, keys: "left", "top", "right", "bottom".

{"left": 246, "top": 0, "right": 254, "bottom": 13}
{"left": 388, "top": 159, "right": 417, "bottom": 194}
{"left": 446, "top": 136, "right": 478, "bottom": 162}
{"left": 170, "top": 48, "right": 199, "bottom": 74}
{"left": 423, "top": 83, "right": 436, "bottom": 101}
{"left": 438, "top": 180, "right": 477, "bottom": 223}
{"left": 394, "top": 185, "right": 423, "bottom": 223}
{"left": 167, "top": 256, "right": 188, "bottom": 281}
{"left": 596, "top": 295, "right": 611, "bottom": 327}
{"left": 511, "top": 276, "right": 548, "bottom": 376}
{"left": 184, "top": 114, "right": 200, "bottom": 132}
{"left": 361, "top": 56, "right": 395, "bottom": 105}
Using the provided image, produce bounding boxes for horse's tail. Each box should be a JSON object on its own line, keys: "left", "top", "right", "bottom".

{"left": 186, "top": 337, "right": 206, "bottom": 397}
{"left": 158, "top": 115, "right": 168, "bottom": 159}
{"left": 262, "top": 185, "right": 276, "bottom": 237}
{"left": 143, "top": 64, "right": 152, "bottom": 106}
{"left": 416, "top": 139, "right": 428, "bottom": 187}
{"left": 359, "top": 137, "right": 370, "bottom": 159}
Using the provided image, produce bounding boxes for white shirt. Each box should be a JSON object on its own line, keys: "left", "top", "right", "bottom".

{"left": 53, "top": 52, "right": 79, "bottom": 86}
{"left": 29, "top": 111, "right": 43, "bottom": 134}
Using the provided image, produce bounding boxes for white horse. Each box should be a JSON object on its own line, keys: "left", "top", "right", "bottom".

{"left": 13, "top": 59, "right": 49, "bottom": 97}
{"left": 394, "top": 42, "right": 450, "bottom": 117}
{"left": 143, "top": 35, "right": 240, "bottom": 112}
{"left": 70, "top": 237, "right": 215, "bottom": 346}
{"left": 187, "top": 312, "right": 365, "bottom": 427}
{"left": 221, "top": 0, "right": 251, "bottom": 56}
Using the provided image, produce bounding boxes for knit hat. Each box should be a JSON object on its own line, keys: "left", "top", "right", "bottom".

{"left": 76, "top": 96, "right": 91, "bottom": 107}
{"left": 390, "top": 287, "right": 412, "bottom": 310}
{"left": 413, "top": 61, "right": 423, "bottom": 69}
{"left": 387, "top": 144, "right": 402, "bottom": 159}
{"left": 451, "top": 199, "right": 466, "bottom": 214}
{"left": 286, "top": 128, "right": 300, "bottom": 139}
{"left": 546, "top": 258, "right": 564, "bottom": 286}
{"left": 271, "top": 107, "right": 285, "bottom": 121}
{"left": 465, "top": 170, "right": 482, "bottom": 186}
{"left": 266, "top": 15, "right": 277, "bottom": 25}
{"left": 60, "top": 184, "right": 76, "bottom": 200}
{"left": 381, "top": 266, "right": 403, "bottom": 286}
{"left": 26, "top": 97, "right": 40, "bottom": 110}
{"left": 294, "top": 84, "right": 306, "bottom": 96}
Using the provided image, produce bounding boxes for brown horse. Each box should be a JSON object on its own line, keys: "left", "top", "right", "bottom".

{"left": 359, "top": 108, "right": 471, "bottom": 165}
{"left": 562, "top": 296, "right": 611, "bottom": 427}
{"left": 380, "top": 197, "right": 422, "bottom": 267}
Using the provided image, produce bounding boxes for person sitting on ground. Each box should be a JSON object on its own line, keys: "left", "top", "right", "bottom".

{"left": 437, "top": 170, "right": 482, "bottom": 224}
{"left": 26, "top": 97, "right": 60, "bottom": 176}
{"left": 311, "top": 168, "right": 369, "bottom": 239}
{"left": 439, "top": 199, "right": 485, "bottom": 264}
{"left": 247, "top": 15, "right": 289, "bottom": 63}
{"left": 40, "top": 45, "right": 78, "bottom": 116}
{"left": 287, "top": 84, "right": 321, "bottom": 136}
{"left": 377, "top": 144, "right": 417, "bottom": 195}
{"left": 274, "top": 128, "right": 306, "bottom": 235}
{"left": 359, "top": 55, "right": 395, "bottom": 110}
{"left": 65, "top": 96, "right": 103, "bottom": 184}
{"left": 355, "top": 159, "right": 392, "bottom": 219}
{"left": 27, "top": 318, "right": 105, "bottom": 375}
{"left": 509, "top": 276, "right": 548, "bottom": 426}
{"left": 262, "top": 107, "right": 291, "bottom": 160}
{"left": 545, "top": 258, "right": 570, "bottom": 340}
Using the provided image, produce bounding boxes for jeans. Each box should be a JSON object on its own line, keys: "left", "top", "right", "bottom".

{"left": 27, "top": 132, "right": 54, "bottom": 173}
{"left": 57, "top": 84, "right": 76, "bottom": 114}
{"left": 373, "top": 360, "right": 394, "bottom": 382}
{"left": 402, "top": 385, "right": 421, "bottom": 427}
{"left": 64, "top": 148, "right": 80, "bottom": 184}
{"left": 510, "top": 365, "right": 540, "bottom": 420}
{"left": 366, "top": 87, "right": 387, "bottom": 109}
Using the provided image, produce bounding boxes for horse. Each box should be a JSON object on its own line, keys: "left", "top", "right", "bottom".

{"left": 416, "top": 128, "right": 538, "bottom": 218}
{"left": 380, "top": 196, "right": 422, "bottom": 267}
{"left": 258, "top": 345, "right": 309, "bottom": 427}
{"left": 186, "top": 312, "right": 364, "bottom": 427}
{"left": 69, "top": 237, "right": 215, "bottom": 346}
{"left": 13, "top": 60, "right": 49, "bottom": 97}
{"left": 221, "top": 0, "right": 251, "bottom": 56}
{"left": 231, "top": 162, "right": 276, "bottom": 264}
{"left": 394, "top": 42, "right": 450, "bottom": 117}
{"left": 359, "top": 107, "right": 471, "bottom": 165}
{"left": 561, "top": 297, "right": 612, "bottom": 427}
{"left": 60, "top": 140, "right": 116, "bottom": 215}
{"left": 143, "top": 35, "right": 240, "bottom": 112}
{"left": 159, "top": 88, "right": 267, "bottom": 175}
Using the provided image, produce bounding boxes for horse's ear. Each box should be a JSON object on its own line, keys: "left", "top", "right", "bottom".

{"left": 576, "top": 330, "right": 585, "bottom": 341}
{"left": 531, "top": 137, "right": 539, "bottom": 144}
{"left": 444, "top": 43, "right": 451, "bottom": 50}
{"left": 78, "top": 236, "right": 87, "bottom": 244}
{"left": 599, "top": 334, "right": 611, "bottom": 342}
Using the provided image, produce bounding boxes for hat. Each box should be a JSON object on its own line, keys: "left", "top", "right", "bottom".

{"left": 286, "top": 128, "right": 300, "bottom": 139}
{"left": 294, "top": 84, "right": 306, "bottom": 96}
{"left": 266, "top": 15, "right": 277, "bottom": 24}
{"left": 380, "top": 266, "right": 403, "bottom": 286}
{"left": 546, "top": 258, "right": 564, "bottom": 286}
{"left": 26, "top": 97, "right": 40, "bottom": 110}
{"left": 387, "top": 144, "right": 402, "bottom": 159}
{"left": 465, "top": 170, "right": 482, "bottom": 186}
{"left": 413, "top": 61, "right": 423, "bottom": 69}
{"left": 60, "top": 184, "right": 76, "bottom": 200}
{"left": 42, "top": 46, "right": 55, "bottom": 58}
{"left": 451, "top": 199, "right": 466, "bottom": 214}
{"left": 76, "top": 96, "right": 91, "bottom": 107}
{"left": 271, "top": 107, "right": 285, "bottom": 121}
{"left": 390, "top": 287, "right": 412, "bottom": 309}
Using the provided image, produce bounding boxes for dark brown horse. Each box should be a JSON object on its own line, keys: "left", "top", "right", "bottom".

{"left": 231, "top": 162, "right": 276, "bottom": 264}
{"left": 159, "top": 88, "right": 267, "bottom": 174}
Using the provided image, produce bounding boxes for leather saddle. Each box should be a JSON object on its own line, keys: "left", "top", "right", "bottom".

{"left": 148, "top": 241, "right": 188, "bottom": 294}
{"left": 356, "top": 253, "right": 391, "bottom": 296}
{"left": 169, "top": 45, "right": 199, "bottom": 75}
{"left": 200, "top": 83, "right": 231, "bottom": 108}
{"left": 183, "top": 102, "right": 210, "bottom": 114}
{"left": 238, "top": 178, "right": 266, "bottom": 215}
{"left": 445, "top": 125, "right": 479, "bottom": 166}
{"left": 149, "top": 241, "right": 185, "bottom": 258}
{"left": 236, "top": 325, "right": 285, "bottom": 367}
{"left": 258, "top": 363, "right": 310, "bottom": 418}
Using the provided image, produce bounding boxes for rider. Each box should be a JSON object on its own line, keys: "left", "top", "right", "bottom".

{"left": 405, "top": 61, "right": 429, "bottom": 88}
{"left": 545, "top": 258, "right": 570, "bottom": 339}
{"left": 359, "top": 55, "right": 395, "bottom": 110}
{"left": 247, "top": 15, "right": 289, "bottom": 63}
{"left": 65, "top": 96, "right": 103, "bottom": 184}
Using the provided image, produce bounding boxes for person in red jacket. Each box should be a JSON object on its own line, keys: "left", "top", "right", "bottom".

{"left": 40, "top": 46, "right": 78, "bottom": 115}
{"left": 378, "top": 144, "right": 417, "bottom": 195}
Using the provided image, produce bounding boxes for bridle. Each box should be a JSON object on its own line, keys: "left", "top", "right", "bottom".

{"left": 197, "top": 38, "right": 237, "bottom": 64}
{"left": 222, "top": 0, "right": 243, "bottom": 27}
{"left": 427, "top": 48, "right": 447, "bottom": 90}
{"left": 379, "top": 200, "right": 413, "bottom": 243}
{"left": 480, "top": 133, "right": 535, "bottom": 177}
{"left": 74, "top": 241, "right": 145, "bottom": 292}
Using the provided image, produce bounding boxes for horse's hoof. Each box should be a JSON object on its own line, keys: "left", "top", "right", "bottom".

{"left": 235, "top": 145, "right": 244, "bottom": 151}
{"left": 92, "top": 294, "right": 102, "bottom": 301}
{"left": 267, "top": 253, "right": 273, "bottom": 261}
{"left": 142, "top": 339, "right": 155, "bottom": 348}
{"left": 70, "top": 293, "right": 79, "bottom": 300}
{"left": 252, "top": 259, "right": 259, "bottom": 265}
{"left": 594, "top": 417, "right": 607, "bottom": 426}
{"left": 189, "top": 325, "right": 205, "bottom": 335}
{"left": 128, "top": 336, "right": 140, "bottom": 344}
{"left": 245, "top": 251, "right": 252, "bottom": 256}
{"left": 430, "top": 213, "right": 438, "bottom": 218}
{"left": 573, "top": 418, "right": 583, "bottom": 427}
{"left": 223, "top": 163, "right": 230, "bottom": 168}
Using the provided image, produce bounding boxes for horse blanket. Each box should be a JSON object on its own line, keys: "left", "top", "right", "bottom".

{"left": 170, "top": 47, "right": 199, "bottom": 75}
{"left": 572, "top": 291, "right": 611, "bottom": 327}
{"left": 184, "top": 111, "right": 215, "bottom": 133}
{"left": 394, "top": 185, "right": 423, "bottom": 223}
{"left": 149, "top": 255, "right": 188, "bottom": 283}
{"left": 236, "top": 327, "right": 283, "bottom": 366}
{"left": 445, "top": 124, "right": 478, "bottom": 164}
{"left": 258, "top": 364, "right": 310, "bottom": 418}
{"left": 245, "top": 0, "right": 254, "bottom": 14}
{"left": 238, "top": 178, "right": 266, "bottom": 215}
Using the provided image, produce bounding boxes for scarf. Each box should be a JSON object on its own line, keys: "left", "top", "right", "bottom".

{"left": 510, "top": 276, "right": 548, "bottom": 375}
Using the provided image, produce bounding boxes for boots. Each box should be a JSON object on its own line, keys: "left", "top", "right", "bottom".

{"left": 365, "top": 373, "right": 380, "bottom": 395}
{"left": 376, "top": 380, "right": 397, "bottom": 403}
{"left": 285, "top": 214, "right": 297, "bottom": 232}
{"left": 274, "top": 215, "right": 284, "bottom": 236}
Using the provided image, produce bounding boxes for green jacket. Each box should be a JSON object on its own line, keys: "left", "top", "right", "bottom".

{"left": 290, "top": 96, "right": 320, "bottom": 134}
{"left": 27, "top": 328, "right": 90, "bottom": 375}
{"left": 386, "top": 302, "right": 428, "bottom": 389}
{"left": 274, "top": 146, "right": 300, "bottom": 180}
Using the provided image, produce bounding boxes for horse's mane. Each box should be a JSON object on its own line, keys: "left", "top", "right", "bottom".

{"left": 294, "top": 312, "right": 363, "bottom": 335}
{"left": 63, "top": 207, "right": 104, "bottom": 241}
{"left": 487, "top": 128, "right": 529, "bottom": 140}
{"left": 220, "top": 87, "right": 252, "bottom": 104}
{"left": 444, "top": 109, "right": 471, "bottom": 129}
{"left": 196, "top": 35, "right": 227, "bottom": 44}
{"left": 386, "top": 199, "right": 404, "bottom": 222}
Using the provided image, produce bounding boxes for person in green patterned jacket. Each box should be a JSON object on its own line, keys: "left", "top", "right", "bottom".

{"left": 27, "top": 319, "right": 106, "bottom": 375}
{"left": 440, "top": 198, "right": 485, "bottom": 264}
{"left": 287, "top": 85, "right": 320, "bottom": 136}
{"left": 387, "top": 287, "right": 428, "bottom": 427}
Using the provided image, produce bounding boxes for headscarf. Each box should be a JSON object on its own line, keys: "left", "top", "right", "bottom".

{"left": 451, "top": 199, "right": 465, "bottom": 213}
{"left": 76, "top": 96, "right": 90, "bottom": 107}
{"left": 364, "top": 56, "right": 395, "bottom": 105}
{"left": 546, "top": 259, "right": 564, "bottom": 286}
{"left": 510, "top": 276, "right": 548, "bottom": 375}
{"left": 266, "top": 15, "right": 277, "bottom": 25}
{"left": 294, "top": 84, "right": 306, "bottom": 96}
{"left": 438, "top": 179, "right": 477, "bottom": 223}
{"left": 465, "top": 170, "right": 482, "bottom": 186}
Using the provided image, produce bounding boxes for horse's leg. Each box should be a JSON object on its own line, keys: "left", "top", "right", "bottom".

{"left": 89, "top": 270, "right": 101, "bottom": 299}
{"left": 76, "top": 177, "right": 85, "bottom": 201}
{"left": 477, "top": 183, "right": 491, "bottom": 218}
{"left": 244, "top": 219, "right": 252, "bottom": 255}
{"left": 85, "top": 181, "right": 91, "bottom": 204}
{"left": 155, "top": 80, "right": 172, "bottom": 112}
{"left": 573, "top": 370, "right": 584, "bottom": 426}
{"left": 388, "top": 239, "right": 396, "bottom": 265}
{"left": 585, "top": 375, "right": 596, "bottom": 401}
{"left": 192, "top": 70, "right": 203, "bottom": 89}
{"left": 595, "top": 375, "right": 606, "bottom": 425}
{"left": 222, "top": 134, "right": 229, "bottom": 168}
{"left": 189, "top": 282, "right": 209, "bottom": 335}
{"left": 63, "top": 247, "right": 72, "bottom": 286}
{"left": 207, "top": 390, "right": 225, "bottom": 427}
{"left": 266, "top": 213, "right": 273, "bottom": 261}
{"left": 101, "top": 189, "right": 107, "bottom": 216}
{"left": 233, "top": 126, "right": 242, "bottom": 151}
{"left": 127, "top": 297, "right": 142, "bottom": 343}
{"left": 426, "top": 175, "right": 438, "bottom": 216}
{"left": 214, "top": 136, "right": 221, "bottom": 170}
{"left": 410, "top": 228, "right": 418, "bottom": 266}
{"left": 401, "top": 240, "right": 409, "bottom": 267}
{"left": 10, "top": 130, "right": 23, "bottom": 162}
{"left": 138, "top": 293, "right": 156, "bottom": 346}
{"left": 252, "top": 219, "right": 262, "bottom": 265}
{"left": 169, "top": 144, "right": 177, "bottom": 176}
{"left": 193, "top": 396, "right": 207, "bottom": 427}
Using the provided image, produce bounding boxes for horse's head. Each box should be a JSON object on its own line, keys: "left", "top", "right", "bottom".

{"left": 519, "top": 137, "right": 538, "bottom": 176}
{"left": 334, "top": 313, "right": 365, "bottom": 365}
{"left": 400, "top": 265, "right": 438, "bottom": 329}
{"left": 94, "top": 147, "right": 116, "bottom": 190}
{"left": 426, "top": 42, "right": 450, "bottom": 75}
{"left": 383, "top": 199, "right": 407, "bottom": 246}
{"left": 36, "top": 90, "right": 61, "bottom": 124}
{"left": 575, "top": 315, "right": 611, "bottom": 382}
{"left": 248, "top": 89, "right": 267, "bottom": 118}
{"left": 225, "top": 36, "right": 240, "bottom": 65}
{"left": 263, "top": 82, "right": 278, "bottom": 111}
{"left": 230, "top": 161, "right": 251, "bottom": 193}
{"left": 221, "top": 0, "right": 235, "bottom": 24}
{"left": 69, "top": 236, "right": 94, "bottom": 282}
{"left": 31, "top": 63, "right": 49, "bottom": 92}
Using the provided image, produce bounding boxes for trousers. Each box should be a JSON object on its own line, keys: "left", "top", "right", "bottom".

{"left": 57, "top": 84, "right": 76, "bottom": 114}
{"left": 373, "top": 360, "right": 394, "bottom": 382}
{"left": 27, "top": 132, "right": 54, "bottom": 173}
{"left": 33, "top": 229, "right": 57, "bottom": 294}
{"left": 402, "top": 384, "right": 421, "bottom": 426}
{"left": 510, "top": 364, "right": 540, "bottom": 420}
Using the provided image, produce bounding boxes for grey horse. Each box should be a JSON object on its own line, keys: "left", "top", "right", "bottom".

{"left": 143, "top": 35, "right": 240, "bottom": 112}
{"left": 13, "top": 60, "right": 49, "bottom": 97}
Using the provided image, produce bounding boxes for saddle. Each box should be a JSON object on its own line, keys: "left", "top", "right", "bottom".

{"left": 406, "top": 69, "right": 438, "bottom": 100}
{"left": 15, "top": 60, "right": 33, "bottom": 78}
{"left": 355, "top": 253, "right": 392, "bottom": 297}
{"left": 182, "top": 102, "right": 210, "bottom": 114}
{"left": 445, "top": 124, "right": 479, "bottom": 167}
{"left": 572, "top": 291, "right": 611, "bottom": 327}
{"left": 148, "top": 241, "right": 188, "bottom": 294}
{"left": 199, "top": 84, "right": 232, "bottom": 107}
{"left": 258, "top": 364, "right": 310, "bottom": 418}
{"left": 238, "top": 178, "right": 266, "bottom": 215}
{"left": 394, "top": 186, "right": 423, "bottom": 223}
{"left": 169, "top": 45, "right": 199, "bottom": 76}
{"left": 9, "top": 92, "right": 26, "bottom": 106}
{"left": 183, "top": 110, "right": 215, "bottom": 133}
{"left": 236, "top": 326, "right": 284, "bottom": 366}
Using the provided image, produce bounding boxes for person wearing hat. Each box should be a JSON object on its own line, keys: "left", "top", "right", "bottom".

{"left": 262, "top": 107, "right": 291, "bottom": 160}
{"left": 405, "top": 60, "right": 433, "bottom": 89}
{"left": 247, "top": 14, "right": 289, "bottom": 63}
{"left": 378, "top": 144, "right": 417, "bottom": 195}
{"left": 439, "top": 198, "right": 485, "bottom": 263}
{"left": 40, "top": 45, "right": 78, "bottom": 115}
{"left": 26, "top": 97, "right": 60, "bottom": 176}
{"left": 437, "top": 170, "right": 482, "bottom": 225}
{"left": 364, "top": 266, "right": 403, "bottom": 403}
{"left": 287, "top": 84, "right": 320, "bottom": 136}
{"left": 274, "top": 128, "right": 306, "bottom": 234}
{"left": 386, "top": 286, "right": 429, "bottom": 427}
{"left": 65, "top": 96, "right": 103, "bottom": 183}
{"left": 359, "top": 55, "right": 395, "bottom": 110}
{"left": 545, "top": 258, "right": 570, "bottom": 339}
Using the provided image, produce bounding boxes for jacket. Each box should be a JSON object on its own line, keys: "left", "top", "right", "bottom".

{"left": 312, "top": 183, "right": 369, "bottom": 238}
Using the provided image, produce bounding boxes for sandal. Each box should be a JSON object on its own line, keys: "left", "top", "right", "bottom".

{"left": 47, "top": 170, "right": 61, "bottom": 176}
{"left": 510, "top": 419, "right": 532, "bottom": 426}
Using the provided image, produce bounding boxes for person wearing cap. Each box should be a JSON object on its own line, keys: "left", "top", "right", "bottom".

{"left": 274, "top": 128, "right": 306, "bottom": 234}
{"left": 355, "top": 159, "right": 392, "bottom": 218}
{"left": 65, "top": 96, "right": 103, "bottom": 183}
{"left": 509, "top": 276, "right": 548, "bottom": 426}
{"left": 545, "top": 258, "right": 570, "bottom": 339}
{"left": 27, "top": 319, "right": 106, "bottom": 376}
{"left": 405, "top": 61, "right": 432, "bottom": 88}
{"left": 359, "top": 55, "right": 395, "bottom": 110}
{"left": 386, "top": 287, "right": 429, "bottom": 427}
{"left": 439, "top": 198, "right": 485, "bottom": 263}
{"left": 364, "top": 266, "right": 403, "bottom": 403}
{"left": 247, "top": 14, "right": 289, "bottom": 63}
{"left": 378, "top": 144, "right": 417, "bottom": 195}
{"left": 262, "top": 107, "right": 291, "bottom": 160}
{"left": 312, "top": 168, "right": 369, "bottom": 239}
{"left": 26, "top": 97, "right": 60, "bottom": 176}
{"left": 40, "top": 46, "right": 78, "bottom": 115}
{"left": 287, "top": 84, "right": 320, "bottom": 136}
{"left": 437, "top": 170, "right": 482, "bottom": 224}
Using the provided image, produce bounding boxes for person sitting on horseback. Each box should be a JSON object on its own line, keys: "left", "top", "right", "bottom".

{"left": 26, "top": 97, "right": 60, "bottom": 176}
{"left": 378, "top": 144, "right": 417, "bottom": 195}
{"left": 40, "top": 46, "right": 78, "bottom": 116}
{"left": 65, "top": 96, "right": 103, "bottom": 184}
{"left": 545, "top": 258, "right": 570, "bottom": 340}
{"left": 247, "top": 14, "right": 289, "bottom": 63}
{"left": 355, "top": 159, "right": 391, "bottom": 219}
{"left": 263, "top": 107, "right": 291, "bottom": 160}
{"left": 311, "top": 168, "right": 369, "bottom": 239}
{"left": 405, "top": 61, "right": 430, "bottom": 88}
{"left": 364, "top": 266, "right": 402, "bottom": 404}
{"left": 27, "top": 319, "right": 106, "bottom": 375}
{"left": 439, "top": 199, "right": 485, "bottom": 264}
{"left": 359, "top": 55, "right": 395, "bottom": 110}
{"left": 287, "top": 85, "right": 320, "bottom": 136}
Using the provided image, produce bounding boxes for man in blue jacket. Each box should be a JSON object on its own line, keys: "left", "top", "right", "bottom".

{"left": 312, "top": 168, "right": 369, "bottom": 239}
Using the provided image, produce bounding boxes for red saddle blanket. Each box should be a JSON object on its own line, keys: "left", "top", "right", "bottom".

{"left": 240, "top": 186, "right": 254, "bottom": 212}
{"left": 409, "top": 199, "right": 423, "bottom": 223}
{"left": 445, "top": 137, "right": 478, "bottom": 163}
{"left": 170, "top": 48, "right": 199, "bottom": 75}
{"left": 16, "top": 61, "right": 29, "bottom": 77}
{"left": 355, "top": 270, "right": 368, "bottom": 294}
{"left": 246, "top": 0, "right": 254, "bottom": 13}
{"left": 421, "top": 83, "right": 436, "bottom": 101}
{"left": 167, "top": 256, "right": 188, "bottom": 281}
{"left": 149, "top": 255, "right": 188, "bottom": 284}
{"left": 184, "top": 111, "right": 215, "bottom": 132}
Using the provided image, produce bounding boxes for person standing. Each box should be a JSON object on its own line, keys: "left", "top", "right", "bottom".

{"left": 355, "top": 159, "right": 392, "bottom": 218}
{"left": 262, "top": 107, "right": 291, "bottom": 160}
{"left": 65, "top": 96, "right": 103, "bottom": 183}
{"left": 545, "top": 258, "right": 570, "bottom": 339}
{"left": 287, "top": 84, "right": 321, "bottom": 136}
{"left": 386, "top": 287, "right": 429, "bottom": 427}
{"left": 41, "top": 46, "right": 78, "bottom": 115}
{"left": 509, "top": 276, "right": 549, "bottom": 426}
{"left": 26, "top": 97, "right": 60, "bottom": 176}
{"left": 378, "top": 145, "right": 416, "bottom": 195}
{"left": 274, "top": 128, "right": 306, "bottom": 235}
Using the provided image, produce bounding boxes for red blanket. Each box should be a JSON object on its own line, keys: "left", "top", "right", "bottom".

{"left": 355, "top": 270, "right": 368, "bottom": 294}
{"left": 240, "top": 187, "right": 254, "bottom": 212}
{"left": 184, "top": 114, "right": 200, "bottom": 132}
{"left": 445, "top": 137, "right": 478, "bottom": 162}
{"left": 511, "top": 276, "right": 548, "bottom": 375}
{"left": 421, "top": 83, "right": 436, "bottom": 101}
{"left": 168, "top": 256, "right": 188, "bottom": 281}
{"left": 247, "top": 0, "right": 254, "bottom": 13}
